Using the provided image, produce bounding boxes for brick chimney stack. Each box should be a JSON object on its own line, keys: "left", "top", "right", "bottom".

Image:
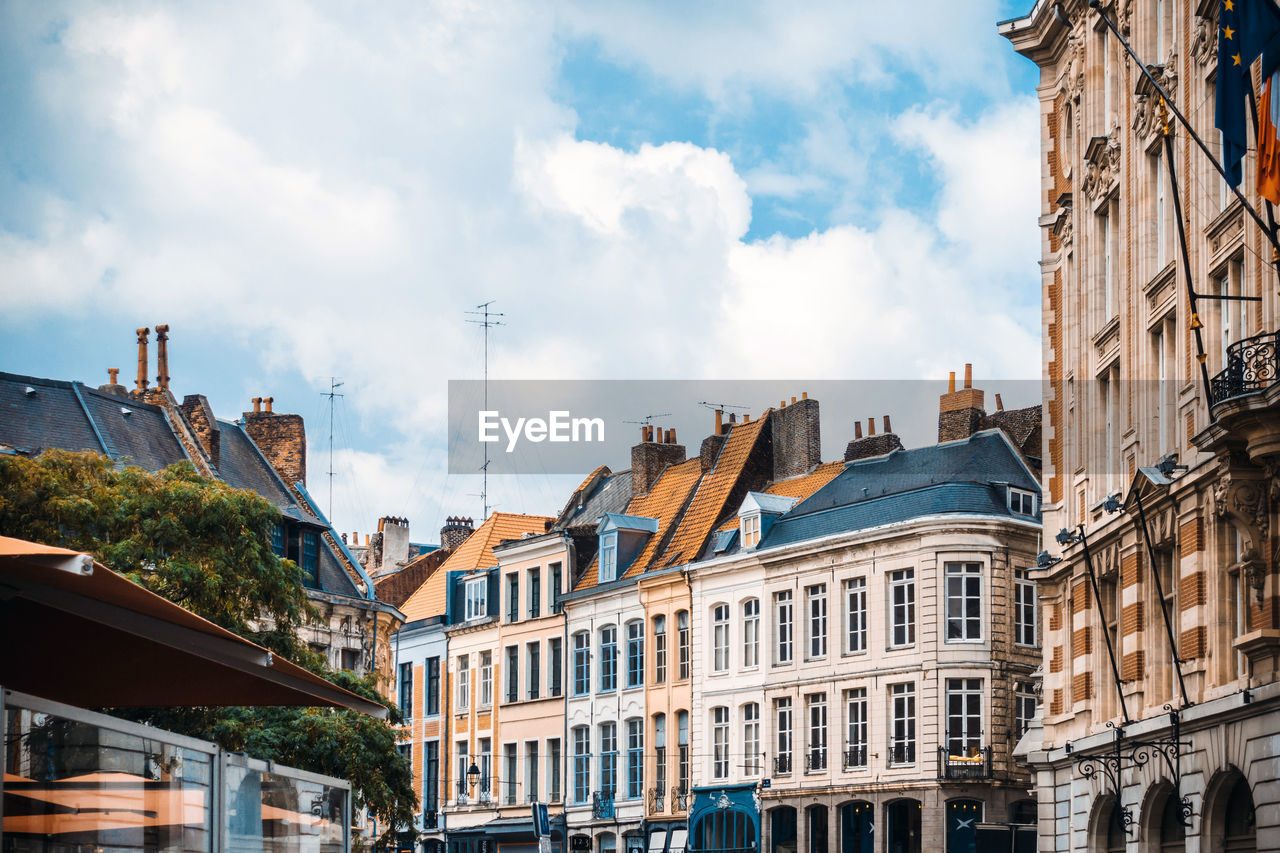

{"left": 769, "top": 393, "right": 820, "bottom": 480}
{"left": 155, "top": 324, "right": 170, "bottom": 391}
{"left": 135, "top": 328, "right": 150, "bottom": 393}
{"left": 844, "top": 414, "right": 904, "bottom": 462}
{"left": 243, "top": 397, "right": 307, "bottom": 488}
{"left": 632, "top": 423, "right": 686, "bottom": 497}
{"left": 938, "top": 362, "right": 987, "bottom": 442}
{"left": 440, "top": 516, "right": 475, "bottom": 551}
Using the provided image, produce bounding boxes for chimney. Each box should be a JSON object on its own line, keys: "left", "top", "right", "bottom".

{"left": 769, "top": 395, "right": 821, "bottom": 480}
{"left": 243, "top": 397, "right": 307, "bottom": 488}
{"left": 98, "top": 368, "right": 127, "bottom": 398}
{"left": 155, "top": 324, "right": 170, "bottom": 391}
{"left": 714, "top": 408, "right": 723, "bottom": 436}
{"left": 252, "top": 397, "right": 262, "bottom": 413}
{"left": 440, "top": 516, "right": 475, "bottom": 551}
{"left": 995, "top": 393, "right": 1004, "bottom": 412}
{"left": 844, "top": 414, "right": 904, "bottom": 462}
{"left": 179, "top": 394, "right": 222, "bottom": 471}
{"left": 135, "top": 328, "right": 150, "bottom": 393}
{"left": 938, "top": 362, "right": 987, "bottom": 443}
{"left": 369, "top": 516, "right": 411, "bottom": 575}
{"left": 700, "top": 432, "right": 726, "bottom": 472}
{"left": 632, "top": 425, "right": 686, "bottom": 497}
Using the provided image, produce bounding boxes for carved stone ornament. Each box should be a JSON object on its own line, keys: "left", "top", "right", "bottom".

{"left": 1215, "top": 453, "right": 1273, "bottom": 601}
{"left": 1066, "top": 29, "right": 1086, "bottom": 104}
{"left": 1133, "top": 54, "right": 1179, "bottom": 140}
{"left": 1083, "top": 125, "right": 1122, "bottom": 202}
{"left": 1191, "top": 9, "right": 1219, "bottom": 69}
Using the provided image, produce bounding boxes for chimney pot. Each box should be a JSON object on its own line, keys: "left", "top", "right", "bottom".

{"left": 948, "top": 371, "right": 956, "bottom": 393}
{"left": 802, "top": 391, "right": 808, "bottom": 399}
{"left": 855, "top": 422, "right": 863, "bottom": 439}
{"left": 791, "top": 396, "right": 796, "bottom": 404}
{"left": 995, "top": 393, "right": 1004, "bottom": 411}
{"left": 135, "top": 327, "right": 150, "bottom": 392}
{"left": 107, "top": 368, "right": 119, "bottom": 384}
{"left": 964, "top": 363, "right": 973, "bottom": 389}
{"left": 155, "top": 324, "right": 170, "bottom": 391}
{"left": 743, "top": 414, "right": 750, "bottom": 423}
{"left": 669, "top": 428, "right": 677, "bottom": 443}
{"left": 252, "top": 397, "right": 262, "bottom": 414}
{"left": 264, "top": 396, "right": 274, "bottom": 413}
{"left": 884, "top": 414, "right": 892, "bottom": 433}
{"left": 729, "top": 413, "right": 737, "bottom": 424}
{"left": 780, "top": 400, "right": 786, "bottom": 408}
{"left": 714, "top": 408, "right": 723, "bottom": 435}
{"left": 868, "top": 417, "right": 876, "bottom": 436}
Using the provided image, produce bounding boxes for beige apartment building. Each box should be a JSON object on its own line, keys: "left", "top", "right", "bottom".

{"left": 1003, "top": 1, "right": 1280, "bottom": 851}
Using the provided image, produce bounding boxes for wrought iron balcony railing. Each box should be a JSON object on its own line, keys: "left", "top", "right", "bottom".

{"left": 887, "top": 743, "right": 916, "bottom": 766}
{"left": 805, "top": 749, "right": 828, "bottom": 772}
{"left": 937, "top": 745, "right": 993, "bottom": 780}
{"left": 1209, "top": 329, "right": 1280, "bottom": 408}
{"left": 842, "top": 746, "right": 868, "bottom": 770}
{"left": 423, "top": 810, "right": 439, "bottom": 830}
{"left": 773, "top": 754, "right": 792, "bottom": 775}
{"left": 649, "top": 786, "right": 666, "bottom": 814}
{"left": 592, "top": 791, "right": 616, "bottom": 820}
{"left": 670, "top": 786, "right": 689, "bottom": 812}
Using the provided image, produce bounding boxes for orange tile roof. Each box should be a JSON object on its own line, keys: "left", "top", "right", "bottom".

{"left": 652, "top": 415, "right": 769, "bottom": 569}
{"left": 400, "top": 512, "right": 552, "bottom": 621}
{"left": 714, "top": 460, "right": 846, "bottom": 532}
{"left": 573, "top": 457, "right": 703, "bottom": 592}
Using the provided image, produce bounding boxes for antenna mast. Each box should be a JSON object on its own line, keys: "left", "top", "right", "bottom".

{"left": 323, "top": 377, "right": 345, "bottom": 519}
{"left": 466, "top": 301, "right": 505, "bottom": 518}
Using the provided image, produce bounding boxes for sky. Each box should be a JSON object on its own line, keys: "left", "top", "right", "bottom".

{"left": 0, "top": 0, "right": 1044, "bottom": 544}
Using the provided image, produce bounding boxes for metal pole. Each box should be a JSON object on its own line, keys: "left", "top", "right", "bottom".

{"left": 1132, "top": 489, "right": 1190, "bottom": 707}
{"left": 1089, "top": 0, "right": 1280, "bottom": 256}
{"left": 1077, "top": 525, "right": 1131, "bottom": 724}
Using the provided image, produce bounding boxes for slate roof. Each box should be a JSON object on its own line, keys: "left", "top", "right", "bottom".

{"left": 216, "top": 419, "right": 318, "bottom": 523}
{"left": 400, "top": 512, "right": 552, "bottom": 621}
{"left": 715, "top": 460, "right": 845, "bottom": 533}
{"left": 555, "top": 466, "right": 634, "bottom": 529}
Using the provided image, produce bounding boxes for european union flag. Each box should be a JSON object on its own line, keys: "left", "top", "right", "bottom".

{"left": 1215, "top": 0, "right": 1280, "bottom": 187}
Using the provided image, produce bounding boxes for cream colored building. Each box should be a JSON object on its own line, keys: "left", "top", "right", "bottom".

{"left": 1002, "top": 1, "right": 1280, "bottom": 850}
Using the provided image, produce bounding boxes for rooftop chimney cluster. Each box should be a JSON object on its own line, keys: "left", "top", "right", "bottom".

{"left": 632, "top": 425, "right": 687, "bottom": 497}
{"left": 845, "top": 414, "right": 904, "bottom": 462}
{"left": 440, "top": 516, "right": 475, "bottom": 551}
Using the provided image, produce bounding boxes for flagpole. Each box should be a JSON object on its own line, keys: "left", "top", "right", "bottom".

{"left": 1088, "top": 0, "right": 1280, "bottom": 257}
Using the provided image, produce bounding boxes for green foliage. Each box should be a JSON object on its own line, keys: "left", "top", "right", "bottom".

{"left": 0, "top": 450, "right": 417, "bottom": 832}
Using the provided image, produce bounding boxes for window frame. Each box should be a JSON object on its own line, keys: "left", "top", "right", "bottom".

{"left": 653, "top": 615, "right": 668, "bottom": 683}
{"left": 774, "top": 589, "right": 794, "bottom": 665}
{"left": 743, "top": 703, "right": 760, "bottom": 776}
{"left": 845, "top": 687, "right": 868, "bottom": 769}
{"left": 742, "top": 598, "right": 760, "bottom": 669}
{"left": 889, "top": 682, "right": 916, "bottom": 766}
{"left": 572, "top": 631, "right": 590, "bottom": 696}
{"left": 805, "top": 583, "right": 827, "bottom": 660}
{"left": 464, "top": 576, "right": 488, "bottom": 622}
{"left": 844, "top": 577, "right": 867, "bottom": 655}
{"left": 712, "top": 603, "right": 731, "bottom": 673}
{"left": 888, "top": 569, "right": 916, "bottom": 648}
{"left": 1015, "top": 568, "right": 1038, "bottom": 647}
{"left": 626, "top": 620, "right": 645, "bottom": 688}
{"left": 945, "top": 561, "right": 984, "bottom": 643}
{"left": 805, "top": 693, "right": 827, "bottom": 772}
{"left": 712, "top": 707, "right": 730, "bottom": 779}
{"left": 599, "top": 625, "right": 618, "bottom": 693}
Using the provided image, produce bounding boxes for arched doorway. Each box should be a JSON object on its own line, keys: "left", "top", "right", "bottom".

{"left": 946, "top": 800, "right": 982, "bottom": 853}
{"left": 807, "top": 805, "right": 828, "bottom": 853}
{"left": 840, "top": 802, "right": 873, "bottom": 853}
{"left": 692, "top": 809, "right": 754, "bottom": 851}
{"left": 1222, "top": 777, "right": 1256, "bottom": 852}
{"left": 1142, "top": 786, "right": 1185, "bottom": 853}
{"left": 886, "top": 800, "right": 921, "bottom": 853}
{"left": 1091, "top": 796, "right": 1127, "bottom": 853}
{"left": 770, "top": 807, "right": 798, "bottom": 853}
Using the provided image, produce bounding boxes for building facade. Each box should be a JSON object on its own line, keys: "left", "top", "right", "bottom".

{"left": 1003, "top": 1, "right": 1280, "bottom": 851}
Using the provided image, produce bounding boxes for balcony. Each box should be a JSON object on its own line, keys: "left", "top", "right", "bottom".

{"left": 592, "top": 791, "right": 616, "bottom": 820}
{"left": 670, "top": 786, "right": 689, "bottom": 812}
{"left": 887, "top": 743, "right": 916, "bottom": 766}
{"left": 842, "top": 746, "right": 867, "bottom": 770}
{"left": 938, "top": 746, "right": 993, "bottom": 781}
{"left": 774, "top": 754, "right": 793, "bottom": 775}
{"left": 649, "top": 786, "right": 666, "bottom": 813}
{"left": 423, "top": 811, "right": 439, "bottom": 830}
{"left": 1210, "top": 330, "right": 1280, "bottom": 408}
{"left": 804, "top": 749, "right": 827, "bottom": 772}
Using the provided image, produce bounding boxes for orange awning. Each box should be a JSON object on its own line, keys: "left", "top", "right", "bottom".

{"left": 0, "top": 535, "right": 386, "bottom": 717}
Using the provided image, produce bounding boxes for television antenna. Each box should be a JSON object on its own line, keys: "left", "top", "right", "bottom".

{"left": 466, "top": 301, "right": 505, "bottom": 518}
{"left": 322, "top": 377, "right": 345, "bottom": 519}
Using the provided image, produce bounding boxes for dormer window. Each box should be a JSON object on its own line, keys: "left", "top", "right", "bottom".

{"left": 600, "top": 532, "right": 619, "bottom": 583}
{"left": 464, "top": 576, "right": 488, "bottom": 621}
{"left": 736, "top": 492, "right": 798, "bottom": 551}
{"left": 741, "top": 514, "right": 762, "bottom": 548}
{"left": 1009, "top": 487, "right": 1037, "bottom": 516}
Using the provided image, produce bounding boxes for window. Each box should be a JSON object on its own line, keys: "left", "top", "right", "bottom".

{"left": 845, "top": 688, "right": 867, "bottom": 768}
{"left": 677, "top": 611, "right": 690, "bottom": 679}
{"left": 806, "top": 693, "right": 827, "bottom": 771}
{"left": 889, "top": 683, "right": 916, "bottom": 765}
{"left": 548, "top": 738, "right": 562, "bottom": 802}
{"left": 340, "top": 648, "right": 359, "bottom": 671}
{"left": 526, "top": 741, "right": 539, "bottom": 803}
{"left": 505, "top": 645, "right": 519, "bottom": 702}
{"left": 712, "top": 707, "right": 729, "bottom": 779}
{"left": 550, "top": 562, "right": 563, "bottom": 614}
{"left": 775, "top": 697, "right": 793, "bottom": 774}
{"left": 528, "top": 567, "right": 541, "bottom": 618}
{"left": 741, "top": 513, "right": 761, "bottom": 548}
{"left": 1101, "top": 204, "right": 1115, "bottom": 321}
{"left": 806, "top": 584, "right": 827, "bottom": 659}
{"left": 774, "top": 590, "right": 794, "bottom": 664}
{"left": 455, "top": 740, "right": 469, "bottom": 801}
{"left": 677, "top": 711, "right": 690, "bottom": 792}
{"left": 945, "top": 678, "right": 983, "bottom": 757}
{"left": 503, "top": 742, "right": 517, "bottom": 804}
{"left": 573, "top": 632, "right": 590, "bottom": 695}
{"left": 506, "top": 572, "right": 520, "bottom": 623}
{"left": 1015, "top": 569, "right": 1037, "bottom": 646}
{"left": 398, "top": 662, "right": 413, "bottom": 718}
{"left": 301, "top": 531, "right": 319, "bottom": 587}
{"left": 654, "top": 714, "right": 667, "bottom": 798}
{"left": 743, "top": 703, "right": 760, "bottom": 775}
{"left": 270, "top": 523, "right": 285, "bottom": 556}
{"left": 424, "top": 740, "right": 439, "bottom": 812}
{"left": 743, "top": 598, "right": 760, "bottom": 668}
{"left": 455, "top": 655, "right": 470, "bottom": 710}
{"left": 945, "top": 562, "right": 983, "bottom": 642}
{"left": 626, "top": 621, "right": 644, "bottom": 688}
{"left": 653, "top": 615, "right": 668, "bottom": 683}
{"left": 600, "top": 626, "right": 618, "bottom": 692}
{"left": 1156, "top": 546, "right": 1179, "bottom": 700}
{"left": 712, "top": 604, "right": 730, "bottom": 673}
{"left": 599, "top": 722, "right": 617, "bottom": 797}
{"left": 1015, "top": 683, "right": 1036, "bottom": 739}
{"left": 479, "top": 650, "right": 493, "bottom": 708}
{"left": 479, "top": 738, "right": 491, "bottom": 797}
{"left": 889, "top": 569, "right": 915, "bottom": 647}
{"left": 600, "top": 532, "right": 618, "bottom": 583}
{"left": 572, "top": 727, "right": 590, "bottom": 804}
{"left": 844, "top": 578, "right": 867, "bottom": 654}
{"left": 527, "top": 641, "right": 540, "bottom": 700}
{"left": 1009, "top": 488, "right": 1036, "bottom": 516}
{"left": 426, "top": 656, "right": 440, "bottom": 715}
{"left": 464, "top": 577, "right": 488, "bottom": 621}
{"left": 549, "top": 637, "right": 563, "bottom": 697}
{"left": 626, "top": 719, "right": 644, "bottom": 799}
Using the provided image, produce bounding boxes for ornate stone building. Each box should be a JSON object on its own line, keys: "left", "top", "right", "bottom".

{"left": 1002, "top": 1, "right": 1280, "bottom": 850}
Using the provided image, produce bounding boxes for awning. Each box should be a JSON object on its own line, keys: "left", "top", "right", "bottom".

{"left": 0, "top": 535, "right": 387, "bottom": 717}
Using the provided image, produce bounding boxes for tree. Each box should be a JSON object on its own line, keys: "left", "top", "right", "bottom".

{"left": 0, "top": 450, "right": 417, "bottom": 834}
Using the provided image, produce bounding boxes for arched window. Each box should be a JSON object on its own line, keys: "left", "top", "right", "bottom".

{"left": 1092, "top": 796, "right": 1126, "bottom": 853}
{"left": 712, "top": 604, "right": 730, "bottom": 673}
{"left": 886, "top": 799, "right": 921, "bottom": 853}
{"left": 1157, "top": 792, "right": 1186, "bottom": 853}
{"left": 1222, "top": 776, "right": 1256, "bottom": 851}
{"left": 840, "top": 802, "right": 874, "bottom": 853}
{"left": 946, "top": 800, "right": 982, "bottom": 853}
{"left": 677, "top": 610, "right": 690, "bottom": 679}
{"left": 572, "top": 631, "right": 590, "bottom": 695}
{"left": 599, "top": 625, "right": 618, "bottom": 692}
{"left": 770, "top": 806, "right": 797, "bottom": 853}
{"left": 743, "top": 598, "right": 760, "bottom": 668}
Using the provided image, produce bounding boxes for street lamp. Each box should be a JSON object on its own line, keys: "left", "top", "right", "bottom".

{"left": 467, "top": 762, "right": 481, "bottom": 795}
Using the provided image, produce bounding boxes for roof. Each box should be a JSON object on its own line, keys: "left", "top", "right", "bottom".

{"left": 715, "top": 460, "right": 845, "bottom": 533}
{"left": 216, "top": 419, "right": 318, "bottom": 523}
{"left": 399, "top": 512, "right": 552, "bottom": 621}
{"left": 374, "top": 547, "right": 452, "bottom": 608}
{"left": 555, "top": 466, "right": 633, "bottom": 529}
{"left": 0, "top": 535, "right": 386, "bottom": 716}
